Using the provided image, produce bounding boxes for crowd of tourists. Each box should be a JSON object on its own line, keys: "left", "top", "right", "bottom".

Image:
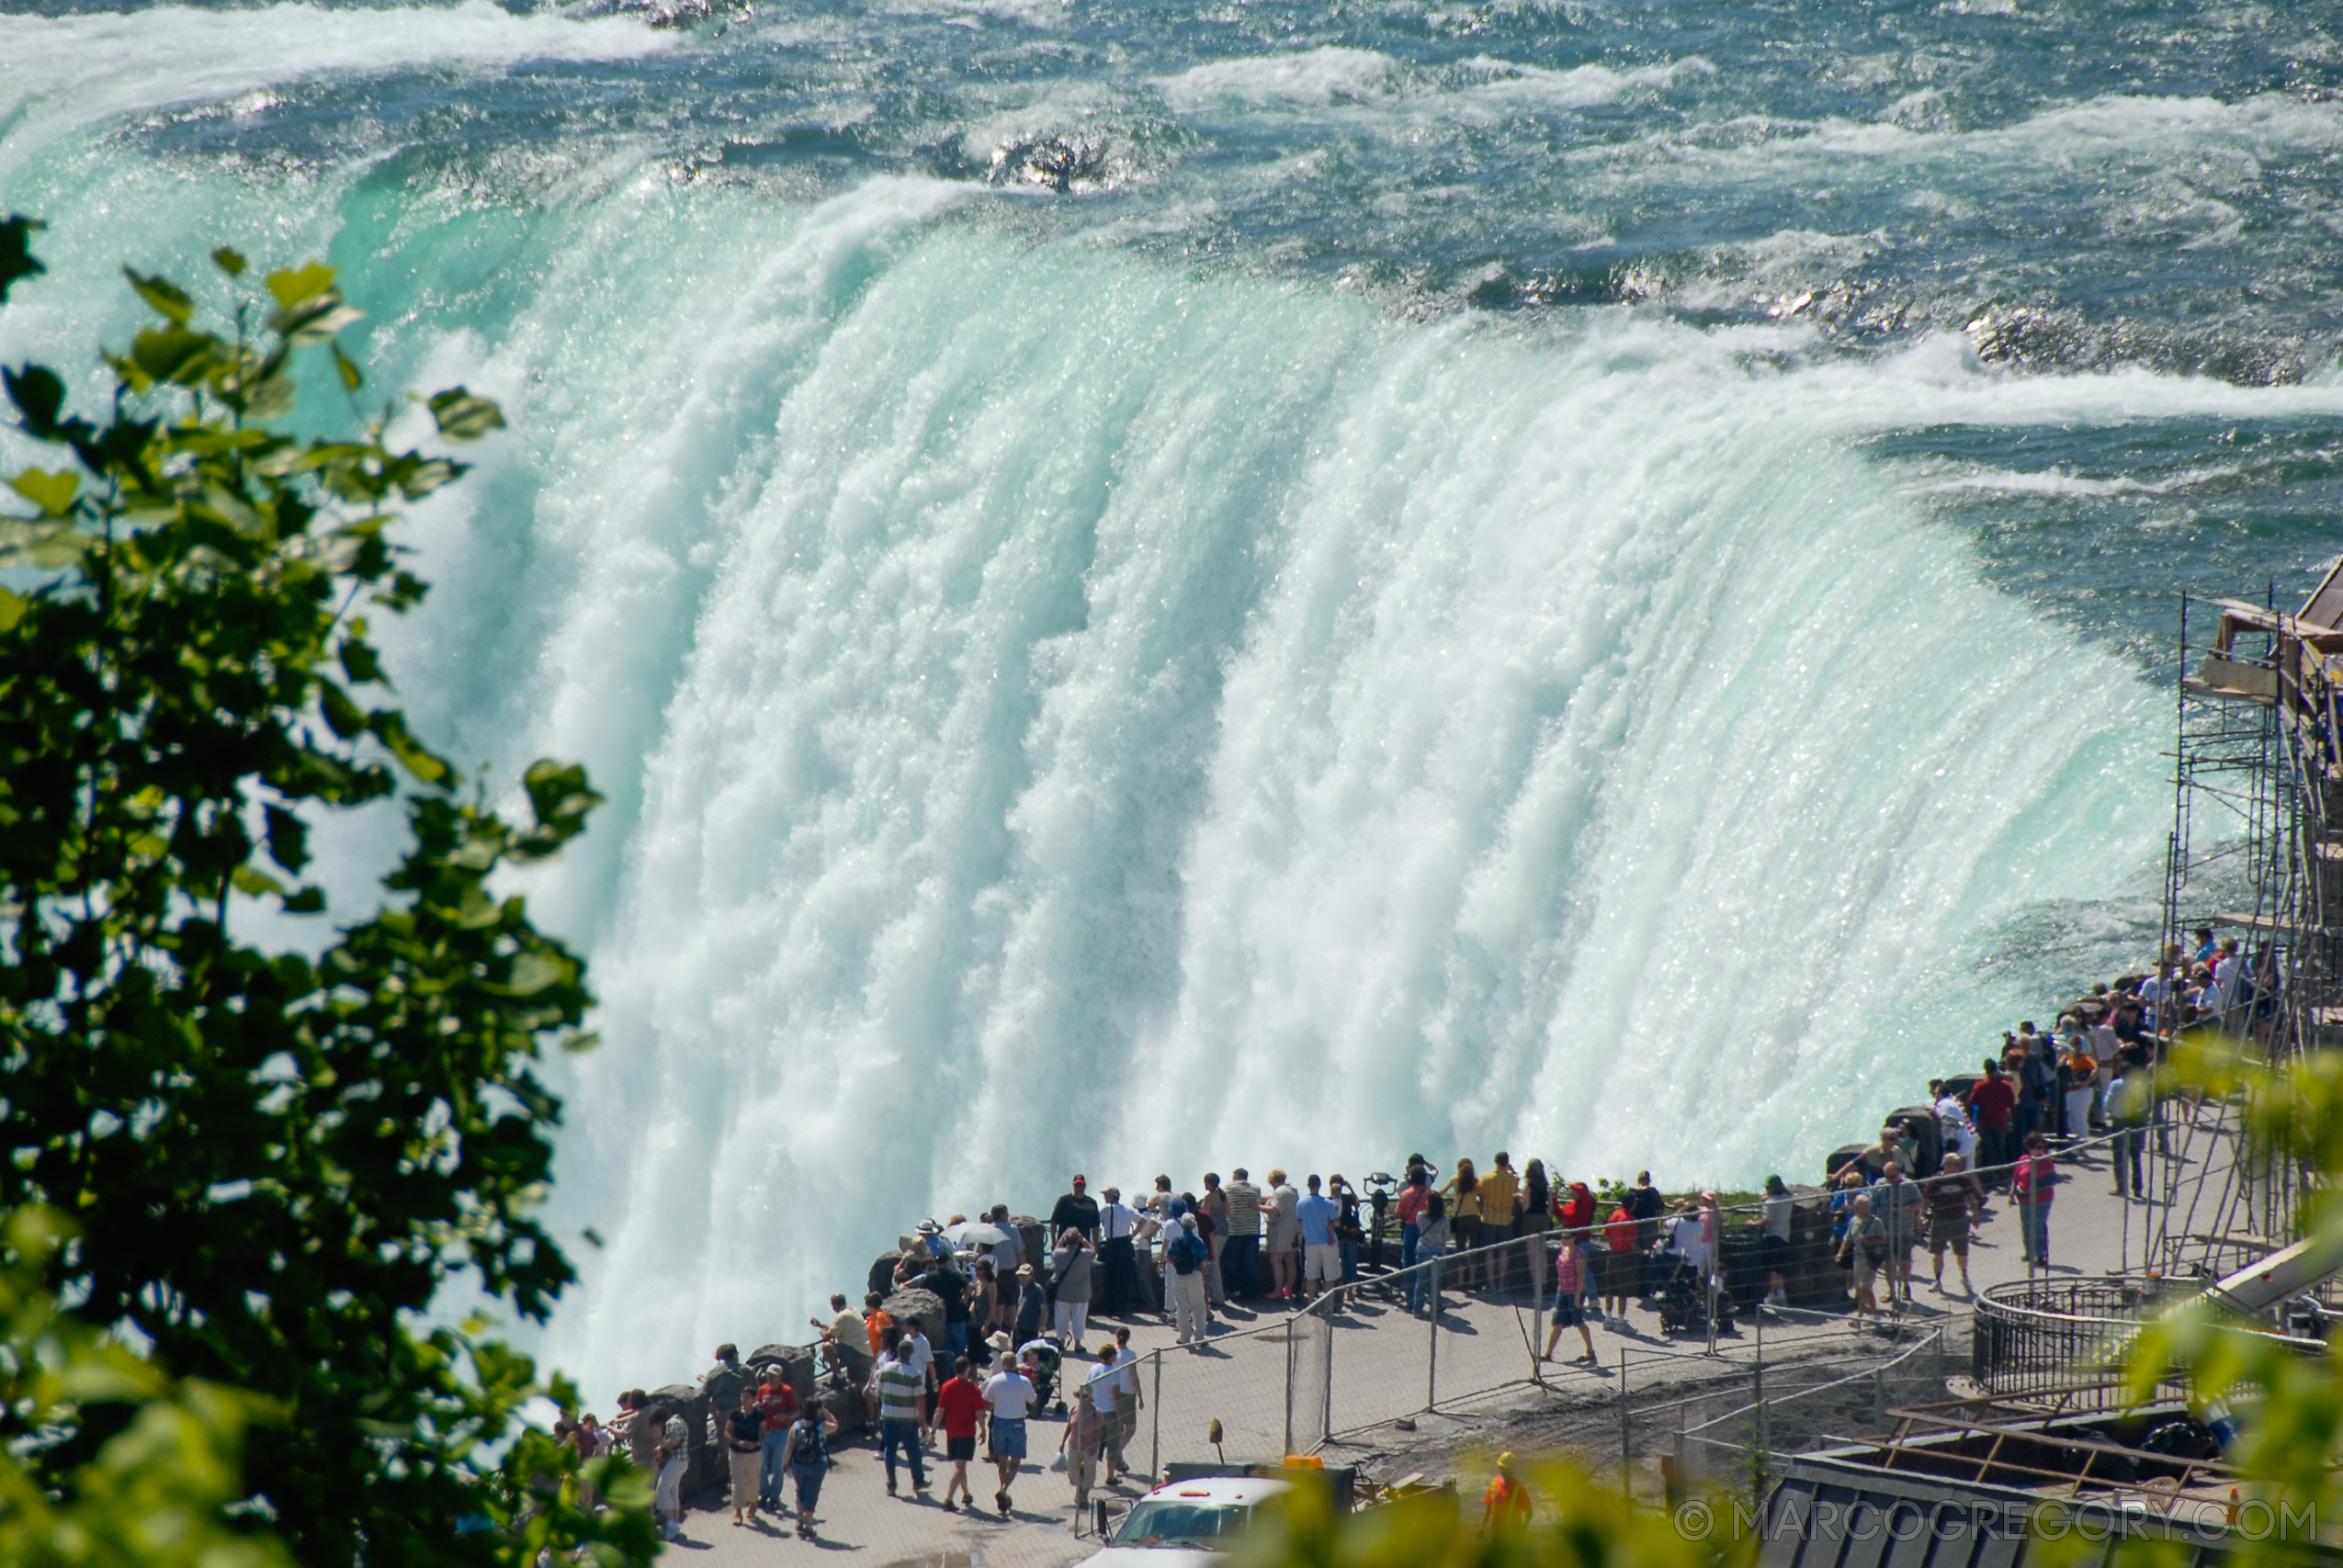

{"left": 562, "top": 936, "right": 2224, "bottom": 1540}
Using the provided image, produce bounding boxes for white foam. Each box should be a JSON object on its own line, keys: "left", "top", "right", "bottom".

{"left": 1460, "top": 54, "right": 1715, "bottom": 110}
{"left": 0, "top": 2, "right": 676, "bottom": 132}
{"left": 1153, "top": 47, "right": 1402, "bottom": 109}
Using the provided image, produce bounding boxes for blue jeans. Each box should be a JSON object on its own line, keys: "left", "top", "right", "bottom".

{"left": 1399, "top": 1223, "right": 1420, "bottom": 1273}
{"left": 1222, "top": 1234, "right": 1258, "bottom": 1297}
{"left": 761, "top": 1429, "right": 790, "bottom": 1506}
{"left": 945, "top": 1321, "right": 968, "bottom": 1360}
{"left": 1409, "top": 1257, "right": 1441, "bottom": 1315}
{"left": 2113, "top": 1129, "right": 2144, "bottom": 1197}
{"left": 879, "top": 1419, "right": 927, "bottom": 1489}
{"left": 1341, "top": 1237, "right": 1360, "bottom": 1281}
{"left": 790, "top": 1461, "right": 824, "bottom": 1514}
{"left": 2018, "top": 1202, "right": 2050, "bottom": 1265}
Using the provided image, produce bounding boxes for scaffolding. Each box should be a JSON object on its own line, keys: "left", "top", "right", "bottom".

{"left": 2155, "top": 567, "right": 2343, "bottom": 1267}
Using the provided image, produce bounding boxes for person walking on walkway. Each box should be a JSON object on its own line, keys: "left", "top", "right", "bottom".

{"left": 779, "top": 1397, "right": 834, "bottom": 1540}
{"left": 1221, "top": 1168, "right": 1262, "bottom": 1299}
{"left": 1097, "top": 1187, "right": 1143, "bottom": 1314}
{"left": 2011, "top": 1132, "right": 2056, "bottom": 1270}
{"left": 1062, "top": 1382, "right": 1107, "bottom": 1522}
{"left": 724, "top": 1383, "right": 766, "bottom": 1527}
{"left": 2108, "top": 1058, "right": 2147, "bottom": 1200}
{"left": 1165, "top": 1214, "right": 1212, "bottom": 1342}
{"left": 1923, "top": 1153, "right": 1983, "bottom": 1294}
{"left": 1081, "top": 1347, "right": 1127, "bottom": 1480}
{"left": 930, "top": 1356, "right": 987, "bottom": 1513}
{"left": 1876, "top": 1163, "right": 1922, "bottom": 1308}
{"left": 1108, "top": 1326, "right": 1143, "bottom": 1462}
{"left": 756, "top": 1378, "right": 798, "bottom": 1512}
{"left": 1049, "top": 1228, "right": 1097, "bottom": 1355}
{"left": 1836, "top": 1193, "right": 1887, "bottom": 1329}
{"left": 1540, "top": 1237, "right": 1596, "bottom": 1364}
{"left": 983, "top": 1351, "right": 1039, "bottom": 1517}
{"left": 871, "top": 1330, "right": 929, "bottom": 1495}
{"left": 1970, "top": 1060, "right": 2017, "bottom": 1183}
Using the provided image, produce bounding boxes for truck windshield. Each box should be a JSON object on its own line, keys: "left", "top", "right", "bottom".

{"left": 1112, "top": 1501, "right": 1250, "bottom": 1547}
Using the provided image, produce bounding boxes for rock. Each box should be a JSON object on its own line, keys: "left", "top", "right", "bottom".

{"left": 881, "top": 1284, "right": 945, "bottom": 1348}
{"left": 867, "top": 1250, "right": 902, "bottom": 1300}
{"left": 645, "top": 1382, "right": 728, "bottom": 1503}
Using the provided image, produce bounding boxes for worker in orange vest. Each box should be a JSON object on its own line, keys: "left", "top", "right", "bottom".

{"left": 1481, "top": 1452, "right": 1532, "bottom": 1536}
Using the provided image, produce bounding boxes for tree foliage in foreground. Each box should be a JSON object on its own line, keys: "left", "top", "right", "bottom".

{"left": 0, "top": 218, "right": 653, "bottom": 1568}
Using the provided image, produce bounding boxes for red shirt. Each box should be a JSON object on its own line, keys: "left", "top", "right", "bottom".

{"left": 934, "top": 1377, "right": 986, "bottom": 1439}
{"left": 1395, "top": 1185, "right": 1430, "bottom": 1227}
{"left": 1605, "top": 1208, "right": 1637, "bottom": 1253}
{"left": 1969, "top": 1078, "right": 2017, "bottom": 1133}
{"left": 759, "top": 1385, "right": 799, "bottom": 1427}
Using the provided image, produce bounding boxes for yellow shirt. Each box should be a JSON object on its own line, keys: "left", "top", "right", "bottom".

{"left": 1443, "top": 1177, "right": 1483, "bottom": 1222}
{"left": 1477, "top": 1168, "right": 1521, "bottom": 1222}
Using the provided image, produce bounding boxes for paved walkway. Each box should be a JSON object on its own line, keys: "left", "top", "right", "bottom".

{"left": 660, "top": 1115, "right": 2238, "bottom": 1568}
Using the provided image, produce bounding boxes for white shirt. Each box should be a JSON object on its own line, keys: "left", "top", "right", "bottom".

{"left": 903, "top": 1332, "right": 933, "bottom": 1378}
{"left": 985, "top": 1370, "right": 1037, "bottom": 1421}
{"left": 1099, "top": 1201, "right": 1143, "bottom": 1240}
{"left": 1761, "top": 1193, "right": 1792, "bottom": 1241}
{"left": 1935, "top": 1096, "right": 1978, "bottom": 1157}
{"left": 1084, "top": 1359, "right": 1121, "bottom": 1412}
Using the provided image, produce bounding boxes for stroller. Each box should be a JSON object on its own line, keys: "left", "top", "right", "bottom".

{"left": 1654, "top": 1257, "right": 1709, "bottom": 1337}
{"left": 1016, "top": 1338, "right": 1068, "bottom": 1415}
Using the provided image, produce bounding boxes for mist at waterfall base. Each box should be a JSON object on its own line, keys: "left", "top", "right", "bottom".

{"left": 8, "top": 0, "right": 2343, "bottom": 1395}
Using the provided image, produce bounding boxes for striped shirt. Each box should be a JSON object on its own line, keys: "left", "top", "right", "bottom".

{"left": 873, "top": 1359, "right": 924, "bottom": 1424}
{"left": 1222, "top": 1181, "right": 1262, "bottom": 1237}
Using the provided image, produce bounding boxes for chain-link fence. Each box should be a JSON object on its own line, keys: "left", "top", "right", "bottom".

{"left": 1128, "top": 1226, "right": 1912, "bottom": 1478}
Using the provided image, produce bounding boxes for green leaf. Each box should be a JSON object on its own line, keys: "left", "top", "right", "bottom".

{"left": 5, "top": 363, "right": 66, "bottom": 436}
{"left": 265, "top": 260, "right": 337, "bottom": 310}
{"left": 276, "top": 296, "right": 364, "bottom": 347}
{"left": 6, "top": 467, "right": 76, "bottom": 516}
{"left": 0, "top": 214, "right": 44, "bottom": 305}
{"left": 0, "top": 585, "right": 25, "bottom": 632}
{"left": 230, "top": 864, "right": 288, "bottom": 898}
{"left": 369, "top": 711, "right": 449, "bottom": 784}
{"left": 331, "top": 343, "right": 364, "bottom": 391}
{"left": 427, "top": 388, "right": 506, "bottom": 441}
{"left": 504, "top": 953, "right": 567, "bottom": 997}
{"left": 213, "top": 245, "right": 248, "bottom": 277}
{"left": 280, "top": 886, "right": 327, "bottom": 914}
{"left": 124, "top": 267, "right": 195, "bottom": 326}
{"left": 317, "top": 681, "right": 366, "bottom": 740}
{"left": 130, "top": 322, "right": 216, "bottom": 384}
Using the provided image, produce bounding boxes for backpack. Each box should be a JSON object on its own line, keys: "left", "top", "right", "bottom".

{"left": 790, "top": 1415, "right": 825, "bottom": 1466}
{"left": 1168, "top": 1234, "right": 1206, "bottom": 1275}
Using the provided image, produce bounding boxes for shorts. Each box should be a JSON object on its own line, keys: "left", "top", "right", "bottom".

{"left": 990, "top": 1416, "right": 1027, "bottom": 1460}
{"left": 1304, "top": 1242, "right": 1341, "bottom": 1283}
{"left": 1552, "top": 1300, "right": 1584, "bottom": 1327}
{"left": 1759, "top": 1234, "right": 1787, "bottom": 1273}
{"left": 790, "top": 1461, "right": 824, "bottom": 1512}
{"left": 1929, "top": 1214, "right": 1971, "bottom": 1255}
{"left": 947, "top": 1435, "right": 976, "bottom": 1461}
{"left": 1852, "top": 1251, "right": 1880, "bottom": 1292}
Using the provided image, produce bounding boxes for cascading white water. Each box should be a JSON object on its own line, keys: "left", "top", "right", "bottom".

{"left": 10, "top": 1, "right": 2343, "bottom": 1396}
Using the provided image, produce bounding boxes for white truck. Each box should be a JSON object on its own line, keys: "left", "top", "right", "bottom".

{"left": 1071, "top": 1473, "right": 1297, "bottom": 1568}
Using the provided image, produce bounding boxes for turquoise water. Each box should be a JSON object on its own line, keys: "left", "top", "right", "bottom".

{"left": 2, "top": 0, "right": 2338, "bottom": 1389}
